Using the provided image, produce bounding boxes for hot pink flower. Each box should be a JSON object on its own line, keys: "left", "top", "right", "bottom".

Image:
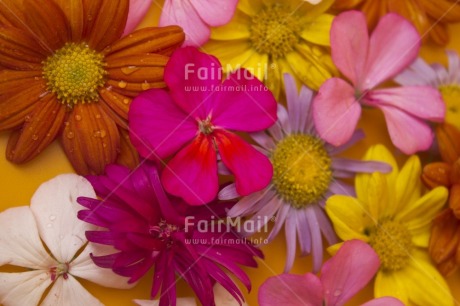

{"left": 129, "top": 47, "right": 277, "bottom": 205}
{"left": 258, "top": 240, "right": 403, "bottom": 306}
{"left": 312, "top": 11, "right": 445, "bottom": 154}
{"left": 159, "top": 0, "right": 238, "bottom": 46}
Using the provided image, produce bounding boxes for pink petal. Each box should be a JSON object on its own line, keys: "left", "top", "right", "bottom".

{"left": 379, "top": 104, "right": 434, "bottom": 154}
{"left": 162, "top": 134, "right": 218, "bottom": 205}
{"left": 123, "top": 0, "right": 153, "bottom": 36}
{"left": 212, "top": 69, "right": 277, "bottom": 132}
{"left": 164, "top": 47, "right": 222, "bottom": 117}
{"left": 129, "top": 89, "right": 197, "bottom": 159}
{"left": 330, "top": 11, "right": 369, "bottom": 88}
{"left": 160, "top": 1, "right": 210, "bottom": 46}
{"left": 361, "top": 297, "right": 405, "bottom": 306}
{"left": 321, "top": 240, "right": 380, "bottom": 306}
{"left": 363, "top": 13, "right": 420, "bottom": 89}
{"left": 364, "top": 87, "right": 445, "bottom": 121}
{"left": 215, "top": 130, "right": 273, "bottom": 196}
{"left": 258, "top": 273, "right": 323, "bottom": 306}
{"left": 312, "top": 78, "right": 361, "bottom": 146}
{"left": 190, "top": 0, "right": 238, "bottom": 26}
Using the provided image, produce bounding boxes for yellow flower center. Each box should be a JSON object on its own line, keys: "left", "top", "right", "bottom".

{"left": 250, "top": 4, "right": 301, "bottom": 59}
{"left": 271, "top": 134, "right": 332, "bottom": 208}
{"left": 43, "top": 43, "right": 106, "bottom": 106}
{"left": 368, "top": 219, "right": 413, "bottom": 271}
{"left": 439, "top": 85, "right": 460, "bottom": 130}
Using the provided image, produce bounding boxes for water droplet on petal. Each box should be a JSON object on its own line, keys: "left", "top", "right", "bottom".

{"left": 67, "top": 131, "right": 75, "bottom": 139}
{"left": 32, "top": 134, "right": 39, "bottom": 141}
{"left": 47, "top": 223, "right": 53, "bottom": 228}
{"left": 100, "top": 130, "right": 106, "bottom": 138}
{"left": 121, "top": 66, "right": 139, "bottom": 75}
{"left": 118, "top": 81, "right": 127, "bottom": 88}
{"left": 333, "top": 290, "right": 342, "bottom": 297}
{"left": 24, "top": 115, "right": 31, "bottom": 122}
{"left": 141, "top": 82, "right": 150, "bottom": 90}
{"left": 74, "top": 114, "right": 82, "bottom": 121}
{"left": 49, "top": 215, "right": 56, "bottom": 221}
{"left": 122, "top": 98, "right": 130, "bottom": 104}
{"left": 95, "top": 114, "right": 101, "bottom": 119}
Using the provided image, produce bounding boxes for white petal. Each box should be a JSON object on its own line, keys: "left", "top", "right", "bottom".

{"left": 71, "top": 243, "right": 133, "bottom": 289}
{"left": 214, "top": 283, "right": 248, "bottom": 306}
{"left": 0, "top": 206, "right": 54, "bottom": 269}
{"left": 41, "top": 275, "right": 102, "bottom": 306}
{"left": 30, "top": 174, "right": 97, "bottom": 263}
{"left": 133, "top": 298, "right": 196, "bottom": 306}
{"left": 0, "top": 271, "right": 52, "bottom": 306}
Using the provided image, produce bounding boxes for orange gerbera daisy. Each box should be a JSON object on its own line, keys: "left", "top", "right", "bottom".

{"left": 0, "top": 0, "right": 184, "bottom": 174}
{"left": 422, "top": 123, "right": 460, "bottom": 275}
{"left": 333, "top": 0, "right": 460, "bottom": 45}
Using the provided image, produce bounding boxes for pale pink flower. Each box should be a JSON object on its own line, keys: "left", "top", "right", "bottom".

{"left": 159, "top": 0, "right": 238, "bottom": 46}
{"left": 258, "top": 240, "right": 403, "bottom": 306}
{"left": 123, "top": 0, "right": 153, "bottom": 35}
{"left": 312, "top": 11, "right": 445, "bottom": 154}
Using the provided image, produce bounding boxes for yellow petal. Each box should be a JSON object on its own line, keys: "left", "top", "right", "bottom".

{"left": 364, "top": 172, "right": 391, "bottom": 221}
{"left": 395, "top": 155, "right": 422, "bottom": 210}
{"left": 374, "top": 270, "right": 409, "bottom": 304}
{"left": 237, "top": 0, "right": 263, "bottom": 16}
{"left": 326, "top": 241, "right": 344, "bottom": 256}
{"left": 300, "top": 14, "right": 333, "bottom": 46}
{"left": 300, "top": 0, "right": 334, "bottom": 21}
{"left": 325, "top": 195, "right": 371, "bottom": 242}
{"left": 210, "top": 10, "right": 251, "bottom": 40}
{"left": 204, "top": 39, "right": 253, "bottom": 68}
{"left": 404, "top": 250, "right": 454, "bottom": 306}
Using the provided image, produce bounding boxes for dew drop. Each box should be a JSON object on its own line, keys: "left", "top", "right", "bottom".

{"left": 49, "top": 215, "right": 56, "bottom": 221}
{"left": 95, "top": 114, "right": 101, "bottom": 119}
{"left": 122, "top": 98, "right": 130, "bottom": 104}
{"left": 99, "top": 130, "right": 106, "bottom": 138}
{"left": 67, "top": 131, "right": 75, "bottom": 139}
{"left": 333, "top": 290, "right": 342, "bottom": 297}
{"left": 74, "top": 114, "right": 82, "bottom": 121}
{"left": 121, "top": 66, "right": 139, "bottom": 75}
{"left": 34, "top": 76, "right": 40, "bottom": 81}
{"left": 32, "top": 134, "right": 39, "bottom": 141}
{"left": 102, "top": 142, "right": 107, "bottom": 148}
{"left": 24, "top": 115, "right": 31, "bottom": 122}
{"left": 118, "top": 80, "right": 127, "bottom": 88}
{"left": 47, "top": 223, "right": 53, "bottom": 228}
{"left": 141, "top": 82, "right": 150, "bottom": 90}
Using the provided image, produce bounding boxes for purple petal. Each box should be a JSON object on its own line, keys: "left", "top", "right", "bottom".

{"left": 305, "top": 206, "right": 323, "bottom": 273}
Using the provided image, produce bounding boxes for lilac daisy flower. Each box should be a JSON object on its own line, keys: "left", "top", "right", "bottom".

{"left": 395, "top": 50, "right": 460, "bottom": 130}
{"left": 77, "top": 161, "right": 263, "bottom": 306}
{"left": 220, "top": 73, "right": 391, "bottom": 273}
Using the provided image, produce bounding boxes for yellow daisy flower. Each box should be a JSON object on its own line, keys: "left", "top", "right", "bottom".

{"left": 326, "top": 145, "right": 454, "bottom": 306}
{"left": 203, "top": 0, "right": 337, "bottom": 98}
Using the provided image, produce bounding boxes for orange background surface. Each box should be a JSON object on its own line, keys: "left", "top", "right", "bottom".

{"left": 1, "top": 2, "right": 460, "bottom": 305}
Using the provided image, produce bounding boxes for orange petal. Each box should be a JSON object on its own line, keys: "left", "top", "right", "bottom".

{"left": 422, "top": 162, "right": 452, "bottom": 189}
{"left": 106, "top": 53, "right": 168, "bottom": 83}
{"left": 429, "top": 208, "right": 460, "bottom": 264}
{"left": 104, "top": 26, "right": 185, "bottom": 60}
{"left": 6, "top": 95, "right": 66, "bottom": 163}
{"left": 429, "top": 22, "right": 450, "bottom": 46}
{"left": 422, "top": 0, "right": 460, "bottom": 22}
{"left": 436, "top": 123, "right": 460, "bottom": 164}
{"left": 106, "top": 79, "right": 166, "bottom": 94}
{"left": 98, "top": 88, "right": 130, "bottom": 122}
{"left": 53, "top": 0, "right": 84, "bottom": 41}
{"left": 0, "top": 1, "right": 25, "bottom": 28}
{"left": 81, "top": 0, "right": 103, "bottom": 38}
{"left": 60, "top": 102, "right": 120, "bottom": 175}
{"left": 437, "top": 255, "right": 458, "bottom": 276}
{"left": 0, "top": 70, "right": 43, "bottom": 96}
{"left": 116, "top": 127, "right": 139, "bottom": 170}
{"left": 22, "top": 0, "right": 70, "bottom": 51}
{"left": 450, "top": 184, "right": 460, "bottom": 219}
{"left": 86, "top": 0, "right": 128, "bottom": 51}
{"left": 0, "top": 81, "right": 47, "bottom": 131}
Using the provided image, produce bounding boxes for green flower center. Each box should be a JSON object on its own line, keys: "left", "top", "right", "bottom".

{"left": 43, "top": 43, "right": 106, "bottom": 106}
{"left": 250, "top": 4, "right": 301, "bottom": 59}
{"left": 368, "top": 219, "right": 413, "bottom": 271}
{"left": 439, "top": 85, "right": 460, "bottom": 130}
{"left": 271, "top": 134, "right": 332, "bottom": 208}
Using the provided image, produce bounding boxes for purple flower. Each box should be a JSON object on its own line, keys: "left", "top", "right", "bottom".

{"left": 77, "top": 162, "right": 263, "bottom": 306}
{"left": 220, "top": 73, "right": 391, "bottom": 272}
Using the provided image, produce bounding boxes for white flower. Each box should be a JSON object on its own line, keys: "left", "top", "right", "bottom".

{"left": 0, "top": 174, "right": 132, "bottom": 306}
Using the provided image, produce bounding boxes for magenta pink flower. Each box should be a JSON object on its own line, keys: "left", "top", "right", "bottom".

{"left": 129, "top": 47, "right": 277, "bottom": 205}
{"left": 258, "top": 240, "right": 403, "bottom": 306}
{"left": 123, "top": 0, "right": 153, "bottom": 36}
{"left": 159, "top": 0, "right": 238, "bottom": 46}
{"left": 312, "top": 11, "right": 445, "bottom": 154}
{"left": 77, "top": 162, "right": 263, "bottom": 306}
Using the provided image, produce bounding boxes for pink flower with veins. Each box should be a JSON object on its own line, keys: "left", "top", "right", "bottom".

{"left": 129, "top": 47, "right": 277, "bottom": 205}
{"left": 258, "top": 240, "right": 404, "bottom": 306}
{"left": 123, "top": 0, "right": 153, "bottom": 35}
{"left": 159, "top": 0, "right": 238, "bottom": 46}
{"left": 312, "top": 10, "right": 445, "bottom": 154}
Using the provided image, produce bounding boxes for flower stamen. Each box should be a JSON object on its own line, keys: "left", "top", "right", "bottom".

{"left": 49, "top": 262, "right": 70, "bottom": 281}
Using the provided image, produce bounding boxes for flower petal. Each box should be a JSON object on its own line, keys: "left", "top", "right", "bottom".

{"left": 0, "top": 207, "right": 53, "bottom": 269}
{"left": 301, "top": 14, "right": 333, "bottom": 46}
{"left": 215, "top": 130, "right": 273, "bottom": 196}
{"left": 190, "top": 0, "right": 238, "bottom": 26}
{"left": 312, "top": 78, "right": 361, "bottom": 146}
{"left": 379, "top": 104, "right": 434, "bottom": 154}
{"left": 134, "top": 298, "right": 197, "bottom": 306}
{"left": 321, "top": 240, "right": 379, "bottom": 306}
{"left": 128, "top": 89, "right": 197, "bottom": 159}
{"left": 53, "top": 0, "right": 84, "bottom": 41}
{"left": 212, "top": 69, "right": 277, "bottom": 132}
{"left": 162, "top": 134, "right": 218, "bottom": 205}
{"left": 258, "top": 273, "right": 323, "bottom": 306}
{"left": 361, "top": 297, "right": 404, "bottom": 306}
{"left": 40, "top": 275, "right": 103, "bottom": 306}
{"left": 374, "top": 270, "right": 408, "bottom": 304}
{"left": 29, "top": 174, "right": 96, "bottom": 263}
{"left": 0, "top": 271, "right": 52, "bottom": 306}
{"left": 123, "top": 0, "right": 153, "bottom": 36}
{"left": 364, "top": 13, "right": 420, "bottom": 89}
{"left": 395, "top": 155, "right": 422, "bottom": 211}
{"left": 330, "top": 11, "right": 369, "bottom": 87}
